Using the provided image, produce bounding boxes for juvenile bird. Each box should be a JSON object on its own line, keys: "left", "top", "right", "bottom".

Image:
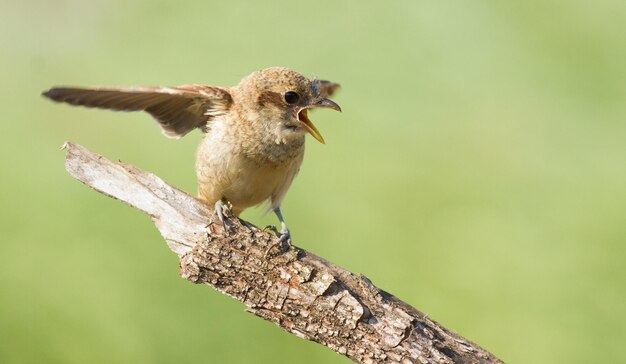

{"left": 42, "top": 67, "right": 341, "bottom": 243}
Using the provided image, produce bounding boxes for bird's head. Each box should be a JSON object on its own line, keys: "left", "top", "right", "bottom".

{"left": 233, "top": 67, "right": 341, "bottom": 144}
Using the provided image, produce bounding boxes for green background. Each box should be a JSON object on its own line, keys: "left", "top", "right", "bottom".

{"left": 2, "top": 1, "right": 625, "bottom": 363}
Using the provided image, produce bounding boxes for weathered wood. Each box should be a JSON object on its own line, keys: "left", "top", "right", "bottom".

{"left": 62, "top": 141, "right": 504, "bottom": 364}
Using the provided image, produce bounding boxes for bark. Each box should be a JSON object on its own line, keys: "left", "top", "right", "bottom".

{"left": 62, "top": 141, "right": 504, "bottom": 364}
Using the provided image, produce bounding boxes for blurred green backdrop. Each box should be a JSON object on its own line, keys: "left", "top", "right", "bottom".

{"left": 1, "top": 0, "right": 625, "bottom": 363}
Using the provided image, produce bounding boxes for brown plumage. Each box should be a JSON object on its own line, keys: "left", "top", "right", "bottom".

{"left": 42, "top": 85, "right": 233, "bottom": 138}
{"left": 43, "top": 67, "right": 341, "bottom": 241}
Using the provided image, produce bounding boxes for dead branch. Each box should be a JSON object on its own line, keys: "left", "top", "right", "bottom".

{"left": 62, "top": 141, "right": 504, "bottom": 364}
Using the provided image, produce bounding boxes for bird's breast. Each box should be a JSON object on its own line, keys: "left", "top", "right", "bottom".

{"left": 196, "top": 119, "right": 304, "bottom": 212}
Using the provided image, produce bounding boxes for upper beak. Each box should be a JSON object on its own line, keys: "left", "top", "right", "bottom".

{"left": 297, "top": 98, "right": 342, "bottom": 144}
{"left": 313, "top": 98, "right": 342, "bottom": 112}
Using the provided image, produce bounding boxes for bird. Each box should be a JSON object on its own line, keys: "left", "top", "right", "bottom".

{"left": 42, "top": 67, "right": 341, "bottom": 243}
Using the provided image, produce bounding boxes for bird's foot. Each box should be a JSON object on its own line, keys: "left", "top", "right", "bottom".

{"left": 212, "top": 199, "right": 234, "bottom": 235}
{"left": 277, "top": 228, "right": 291, "bottom": 245}
{"left": 263, "top": 224, "right": 279, "bottom": 236}
{"left": 263, "top": 225, "right": 292, "bottom": 257}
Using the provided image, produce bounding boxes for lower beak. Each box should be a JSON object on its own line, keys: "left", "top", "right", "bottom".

{"left": 297, "top": 98, "right": 342, "bottom": 144}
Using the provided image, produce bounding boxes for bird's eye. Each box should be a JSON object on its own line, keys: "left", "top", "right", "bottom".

{"left": 284, "top": 91, "right": 300, "bottom": 104}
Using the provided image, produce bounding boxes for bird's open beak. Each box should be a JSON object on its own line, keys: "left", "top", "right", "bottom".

{"left": 297, "top": 99, "right": 341, "bottom": 144}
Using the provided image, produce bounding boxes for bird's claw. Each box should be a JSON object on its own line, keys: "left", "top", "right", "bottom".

{"left": 277, "top": 229, "right": 291, "bottom": 245}
{"left": 213, "top": 200, "right": 234, "bottom": 235}
{"left": 263, "top": 224, "right": 280, "bottom": 236}
{"left": 263, "top": 225, "right": 291, "bottom": 241}
{"left": 263, "top": 226, "right": 292, "bottom": 257}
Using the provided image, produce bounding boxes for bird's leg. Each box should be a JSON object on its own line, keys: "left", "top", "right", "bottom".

{"left": 273, "top": 207, "right": 291, "bottom": 245}
{"left": 262, "top": 207, "right": 292, "bottom": 257}
{"left": 213, "top": 199, "right": 233, "bottom": 233}
{"left": 212, "top": 200, "right": 257, "bottom": 231}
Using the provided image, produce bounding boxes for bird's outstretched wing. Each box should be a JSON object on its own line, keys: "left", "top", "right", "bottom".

{"left": 42, "top": 85, "right": 232, "bottom": 138}
{"left": 317, "top": 80, "right": 340, "bottom": 97}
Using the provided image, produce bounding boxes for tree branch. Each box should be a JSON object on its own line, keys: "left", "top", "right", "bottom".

{"left": 62, "top": 141, "right": 503, "bottom": 364}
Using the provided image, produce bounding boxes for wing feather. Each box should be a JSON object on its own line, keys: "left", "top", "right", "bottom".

{"left": 42, "top": 85, "right": 232, "bottom": 138}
